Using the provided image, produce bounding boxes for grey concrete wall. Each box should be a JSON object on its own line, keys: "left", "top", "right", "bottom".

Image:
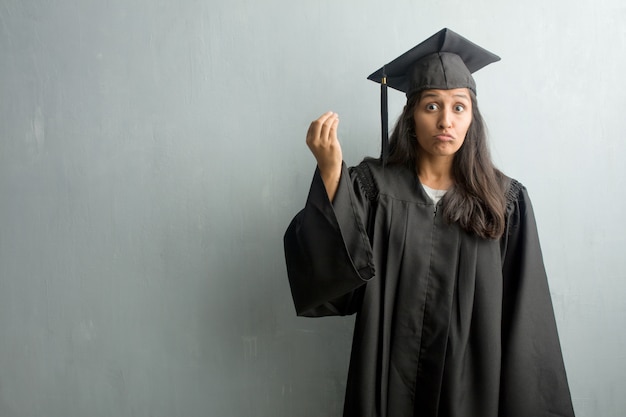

{"left": 0, "top": 0, "right": 624, "bottom": 416}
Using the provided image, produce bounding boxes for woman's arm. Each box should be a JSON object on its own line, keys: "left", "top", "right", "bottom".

{"left": 284, "top": 162, "right": 376, "bottom": 317}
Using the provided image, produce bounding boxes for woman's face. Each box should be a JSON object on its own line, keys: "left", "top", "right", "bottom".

{"left": 412, "top": 88, "right": 473, "bottom": 160}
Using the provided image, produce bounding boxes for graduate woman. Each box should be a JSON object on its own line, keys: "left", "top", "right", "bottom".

{"left": 284, "top": 29, "right": 575, "bottom": 417}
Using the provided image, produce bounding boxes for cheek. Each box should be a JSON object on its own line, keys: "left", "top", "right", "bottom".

{"left": 461, "top": 122, "right": 471, "bottom": 137}
{"left": 459, "top": 116, "right": 472, "bottom": 137}
{"left": 413, "top": 113, "right": 431, "bottom": 134}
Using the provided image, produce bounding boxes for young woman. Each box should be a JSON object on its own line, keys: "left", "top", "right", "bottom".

{"left": 284, "top": 29, "right": 575, "bottom": 417}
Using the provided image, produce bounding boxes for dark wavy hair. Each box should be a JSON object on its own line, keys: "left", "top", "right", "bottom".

{"left": 386, "top": 89, "right": 507, "bottom": 239}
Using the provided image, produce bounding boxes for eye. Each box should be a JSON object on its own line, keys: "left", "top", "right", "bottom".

{"left": 454, "top": 104, "right": 465, "bottom": 112}
{"left": 426, "top": 103, "right": 439, "bottom": 111}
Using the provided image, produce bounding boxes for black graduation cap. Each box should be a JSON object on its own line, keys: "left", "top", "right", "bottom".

{"left": 367, "top": 28, "right": 500, "bottom": 160}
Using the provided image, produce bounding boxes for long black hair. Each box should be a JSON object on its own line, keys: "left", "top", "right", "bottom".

{"left": 386, "top": 90, "right": 507, "bottom": 239}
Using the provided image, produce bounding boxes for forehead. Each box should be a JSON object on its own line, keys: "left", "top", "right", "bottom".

{"left": 420, "top": 88, "right": 471, "bottom": 100}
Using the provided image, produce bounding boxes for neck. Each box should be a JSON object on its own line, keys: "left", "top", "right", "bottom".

{"left": 416, "top": 155, "right": 454, "bottom": 190}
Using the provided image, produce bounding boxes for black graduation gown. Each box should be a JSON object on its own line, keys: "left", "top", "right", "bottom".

{"left": 284, "top": 159, "right": 575, "bottom": 417}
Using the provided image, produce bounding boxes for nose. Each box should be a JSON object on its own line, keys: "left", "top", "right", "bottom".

{"left": 438, "top": 109, "right": 452, "bottom": 129}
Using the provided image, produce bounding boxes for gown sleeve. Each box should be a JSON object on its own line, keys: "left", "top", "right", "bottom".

{"left": 499, "top": 181, "right": 575, "bottom": 416}
{"left": 283, "top": 162, "right": 376, "bottom": 317}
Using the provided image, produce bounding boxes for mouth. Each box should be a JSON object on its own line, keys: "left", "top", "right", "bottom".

{"left": 434, "top": 134, "right": 454, "bottom": 141}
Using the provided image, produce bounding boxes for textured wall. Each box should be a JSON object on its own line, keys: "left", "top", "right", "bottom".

{"left": 0, "top": 0, "right": 624, "bottom": 416}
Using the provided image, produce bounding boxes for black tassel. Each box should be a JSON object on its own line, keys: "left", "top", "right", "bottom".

{"left": 380, "top": 68, "right": 389, "bottom": 165}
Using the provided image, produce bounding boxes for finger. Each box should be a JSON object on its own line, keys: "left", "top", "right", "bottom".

{"left": 317, "top": 111, "right": 334, "bottom": 121}
{"left": 329, "top": 115, "right": 340, "bottom": 140}
{"left": 319, "top": 112, "right": 339, "bottom": 141}
{"left": 313, "top": 111, "right": 335, "bottom": 130}
{"left": 307, "top": 111, "right": 334, "bottom": 144}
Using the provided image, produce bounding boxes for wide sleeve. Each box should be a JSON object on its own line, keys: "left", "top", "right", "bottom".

{"left": 283, "top": 162, "right": 376, "bottom": 317}
{"left": 499, "top": 181, "right": 575, "bottom": 416}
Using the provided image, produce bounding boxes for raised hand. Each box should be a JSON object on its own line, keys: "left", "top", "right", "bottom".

{"left": 306, "top": 112, "right": 342, "bottom": 201}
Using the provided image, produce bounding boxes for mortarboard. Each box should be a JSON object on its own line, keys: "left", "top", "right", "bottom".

{"left": 367, "top": 28, "right": 500, "bottom": 160}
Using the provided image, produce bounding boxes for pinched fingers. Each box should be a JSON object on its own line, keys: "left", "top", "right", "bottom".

{"left": 319, "top": 112, "right": 339, "bottom": 142}
{"left": 306, "top": 111, "right": 340, "bottom": 149}
{"left": 305, "top": 111, "right": 342, "bottom": 172}
{"left": 305, "top": 112, "right": 342, "bottom": 197}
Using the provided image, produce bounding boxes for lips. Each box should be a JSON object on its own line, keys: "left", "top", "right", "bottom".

{"left": 434, "top": 133, "right": 454, "bottom": 141}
